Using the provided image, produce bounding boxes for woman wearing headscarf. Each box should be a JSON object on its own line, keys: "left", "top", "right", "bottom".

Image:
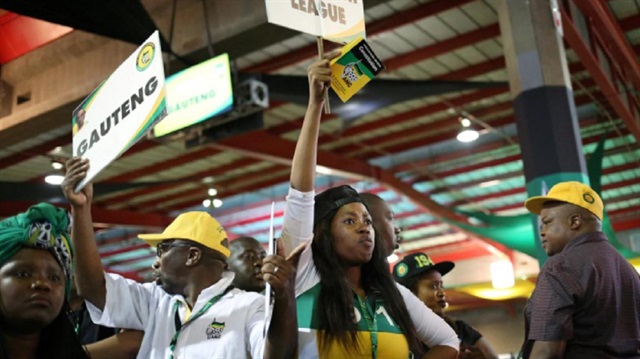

{"left": 273, "top": 51, "right": 459, "bottom": 358}
{"left": 0, "top": 203, "right": 88, "bottom": 359}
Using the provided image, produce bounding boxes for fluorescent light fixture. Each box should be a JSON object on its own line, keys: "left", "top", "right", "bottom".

{"left": 456, "top": 129, "right": 479, "bottom": 143}
{"left": 490, "top": 260, "right": 515, "bottom": 289}
{"left": 51, "top": 160, "right": 64, "bottom": 170}
{"left": 479, "top": 179, "right": 501, "bottom": 188}
{"left": 44, "top": 174, "right": 64, "bottom": 185}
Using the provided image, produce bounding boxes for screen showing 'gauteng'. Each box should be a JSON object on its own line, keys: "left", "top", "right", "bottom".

{"left": 152, "top": 53, "right": 233, "bottom": 137}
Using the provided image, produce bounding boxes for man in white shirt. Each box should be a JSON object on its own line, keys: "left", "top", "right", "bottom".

{"left": 62, "top": 157, "right": 299, "bottom": 359}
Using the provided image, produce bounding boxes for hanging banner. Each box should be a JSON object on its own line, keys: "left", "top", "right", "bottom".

{"left": 265, "top": 0, "right": 365, "bottom": 44}
{"left": 72, "top": 31, "right": 167, "bottom": 191}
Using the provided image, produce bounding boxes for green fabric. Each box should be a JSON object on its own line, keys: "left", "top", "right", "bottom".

{"left": 586, "top": 134, "right": 637, "bottom": 258}
{"left": 0, "top": 203, "right": 74, "bottom": 294}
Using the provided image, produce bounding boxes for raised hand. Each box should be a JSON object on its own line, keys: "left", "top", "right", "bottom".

{"left": 261, "top": 242, "right": 307, "bottom": 299}
{"left": 307, "top": 49, "right": 341, "bottom": 105}
{"left": 61, "top": 157, "right": 93, "bottom": 208}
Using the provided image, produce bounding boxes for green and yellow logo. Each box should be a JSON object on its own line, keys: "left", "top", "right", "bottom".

{"left": 136, "top": 42, "right": 155, "bottom": 71}
{"left": 395, "top": 263, "right": 409, "bottom": 278}
{"left": 583, "top": 193, "right": 595, "bottom": 204}
{"left": 206, "top": 319, "right": 225, "bottom": 340}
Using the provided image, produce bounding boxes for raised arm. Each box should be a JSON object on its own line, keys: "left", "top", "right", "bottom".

{"left": 61, "top": 157, "right": 107, "bottom": 310}
{"left": 290, "top": 50, "right": 340, "bottom": 192}
{"left": 281, "top": 51, "right": 341, "bottom": 256}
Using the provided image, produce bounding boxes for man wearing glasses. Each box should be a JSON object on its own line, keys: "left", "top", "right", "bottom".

{"left": 62, "top": 157, "right": 300, "bottom": 359}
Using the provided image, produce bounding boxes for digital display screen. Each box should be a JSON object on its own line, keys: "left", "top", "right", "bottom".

{"left": 152, "top": 53, "right": 233, "bottom": 138}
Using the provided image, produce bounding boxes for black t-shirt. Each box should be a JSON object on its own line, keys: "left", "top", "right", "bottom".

{"left": 455, "top": 319, "right": 482, "bottom": 345}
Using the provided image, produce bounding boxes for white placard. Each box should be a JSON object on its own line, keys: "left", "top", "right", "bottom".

{"left": 266, "top": 0, "right": 365, "bottom": 44}
{"left": 72, "top": 31, "right": 167, "bottom": 191}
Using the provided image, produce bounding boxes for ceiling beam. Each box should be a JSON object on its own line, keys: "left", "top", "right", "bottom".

{"left": 210, "top": 130, "right": 469, "bottom": 224}
{"left": 561, "top": 9, "right": 640, "bottom": 143}
{"left": 571, "top": 1, "right": 640, "bottom": 89}
{"left": 0, "top": 134, "right": 69, "bottom": 170}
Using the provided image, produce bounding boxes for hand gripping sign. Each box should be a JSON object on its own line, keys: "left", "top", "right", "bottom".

{"left": 72, "top": 31, "right": 167, "bottom": 192}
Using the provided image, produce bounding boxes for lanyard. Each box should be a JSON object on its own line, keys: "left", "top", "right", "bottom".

{"left": 168, "top": 285, "right": 234, "bottom": 359}
{"left": 356, "top": 295, "right": 378, "bottom": 359}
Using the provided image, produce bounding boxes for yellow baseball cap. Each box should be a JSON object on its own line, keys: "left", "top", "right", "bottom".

{"left": 524, "top": 181, "right": 603, "bottom": 220}
{"left": 138, "top": 212, "right": 230, "bottom": 258}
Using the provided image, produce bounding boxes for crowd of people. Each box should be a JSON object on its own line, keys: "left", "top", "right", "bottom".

{"left": 1, "top": 53, "right": 639, "bottom": 359}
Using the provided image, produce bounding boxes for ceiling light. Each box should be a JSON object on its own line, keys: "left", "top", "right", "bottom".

{"left": 479, "top": 179, "right": 501, "bottom": 188}
{"left": 457, "top": 129, "right": 479, "bottom": 143}
{"left": 208, "top": 188, "right": 218, "bottom": 196}
{"left": 51, "top": 160, "right": 64, "bottom": 170}
{"left": 387, "top": 253, "right": 399, "bottom": 263}
{"left": 44, "top": 173, "right": 65, "bottom": 185}
{"left": 460, "top": 117, "right": 472, "bottom": 127}
{"left": 490, "top": 260, "right": 515, "bottom": 289}
{"left": 212, "top": 199, "right": 223, "bottom": 208}
{"left": 202, "top": 199, "right": 212, "bottom": 207}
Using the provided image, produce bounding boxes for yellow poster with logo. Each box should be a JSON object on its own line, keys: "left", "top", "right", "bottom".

{"left": 71, "top": 31, "right": 167, "bottom": 191}
{"left": 330, "top": 36, "right": 385, "bottom": 102}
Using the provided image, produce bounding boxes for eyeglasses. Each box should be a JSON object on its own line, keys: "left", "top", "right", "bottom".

{"left": 156, "top": 241, "right": 193, "bottom": 258}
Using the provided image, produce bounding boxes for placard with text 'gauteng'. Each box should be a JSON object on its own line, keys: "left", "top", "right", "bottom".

{"left": 71, "top": 31, "right": 167, "bottom": 192}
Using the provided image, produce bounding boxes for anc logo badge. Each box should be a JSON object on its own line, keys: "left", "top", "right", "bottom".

{"left": 206, "top": 319, "right": 225, "bottom": 340}
{"left": 395, "top": 263, "right": 409, "bottom": 278}
{"left": 136, "top": 42, "right": 155, "bottom": 71}
{"left": 583, "top": 193, "right": 595, "bottom": 204}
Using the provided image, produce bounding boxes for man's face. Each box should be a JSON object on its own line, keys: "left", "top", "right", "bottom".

{"left": 363, "top": 196, "right": 401, "bottom": 256}
{"left": 151, "top": 240, "right": 192, "bottom": 294}
{"left": 539, "top": 204, "right": 575, "bottom": 256}
{"left": 77, "top": 109, "right": 86, "bottom": 127}
{"left": 228, "top": 238, "right": 266, "bottom": 293}
{"left": 0, "top": 248, "right": 66, "bottom": 332}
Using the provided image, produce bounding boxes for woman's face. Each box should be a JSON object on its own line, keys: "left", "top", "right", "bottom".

{"left": 415, "top": 270, "right": 447, "bottom": 317}
{"left": 0, "top": 248, "right": 66, "bottom": 332}
{"left": 330, "top": 202, "right": 375, "bottom": 266}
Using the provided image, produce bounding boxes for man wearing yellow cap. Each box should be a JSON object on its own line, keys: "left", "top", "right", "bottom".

{"left": 61, "top": 157, "right": 300, "bottom": 359}
{"left": 521, "top": 181, "right": 640, "bottom": 358}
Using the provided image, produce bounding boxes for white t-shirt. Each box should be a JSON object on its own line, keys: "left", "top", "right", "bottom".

{"left": 281, "top": 187, "right": 460, "bottom": 358}
{"left": 87, "top": 271, "right": 265, "bottom": 359}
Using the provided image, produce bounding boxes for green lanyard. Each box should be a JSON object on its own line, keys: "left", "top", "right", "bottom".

{"left": 356, "top": 295, "right": 379, "bottom": 359}
{"left": 168, "top": 286, "right": 233, "bottom": 359}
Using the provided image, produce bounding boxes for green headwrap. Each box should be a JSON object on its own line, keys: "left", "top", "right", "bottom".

{"left": 0, "top": 203, "right": 74, "bottom": 296}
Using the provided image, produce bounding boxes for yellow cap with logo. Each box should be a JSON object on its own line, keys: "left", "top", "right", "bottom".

{"left": 524, "top": 181, "right": 603, "bottom": 220}
{"left": 138, "top": 212, "right": 230, "bottom": 258}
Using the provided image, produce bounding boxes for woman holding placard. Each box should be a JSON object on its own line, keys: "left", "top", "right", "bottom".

{"left": 279, "top": 51, "right": 459, "bottom": 358}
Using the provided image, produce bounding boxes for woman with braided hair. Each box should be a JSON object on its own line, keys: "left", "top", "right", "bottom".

{"left": 0, "top": 203, "right": 88, "bottom": 359}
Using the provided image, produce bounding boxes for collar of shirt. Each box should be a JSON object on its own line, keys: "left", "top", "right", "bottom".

{"left": 175, "top": 271, "right": 236, "bottom": 322}
{"left": 563, "top": 231, "right": 607, "bottom": 252}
